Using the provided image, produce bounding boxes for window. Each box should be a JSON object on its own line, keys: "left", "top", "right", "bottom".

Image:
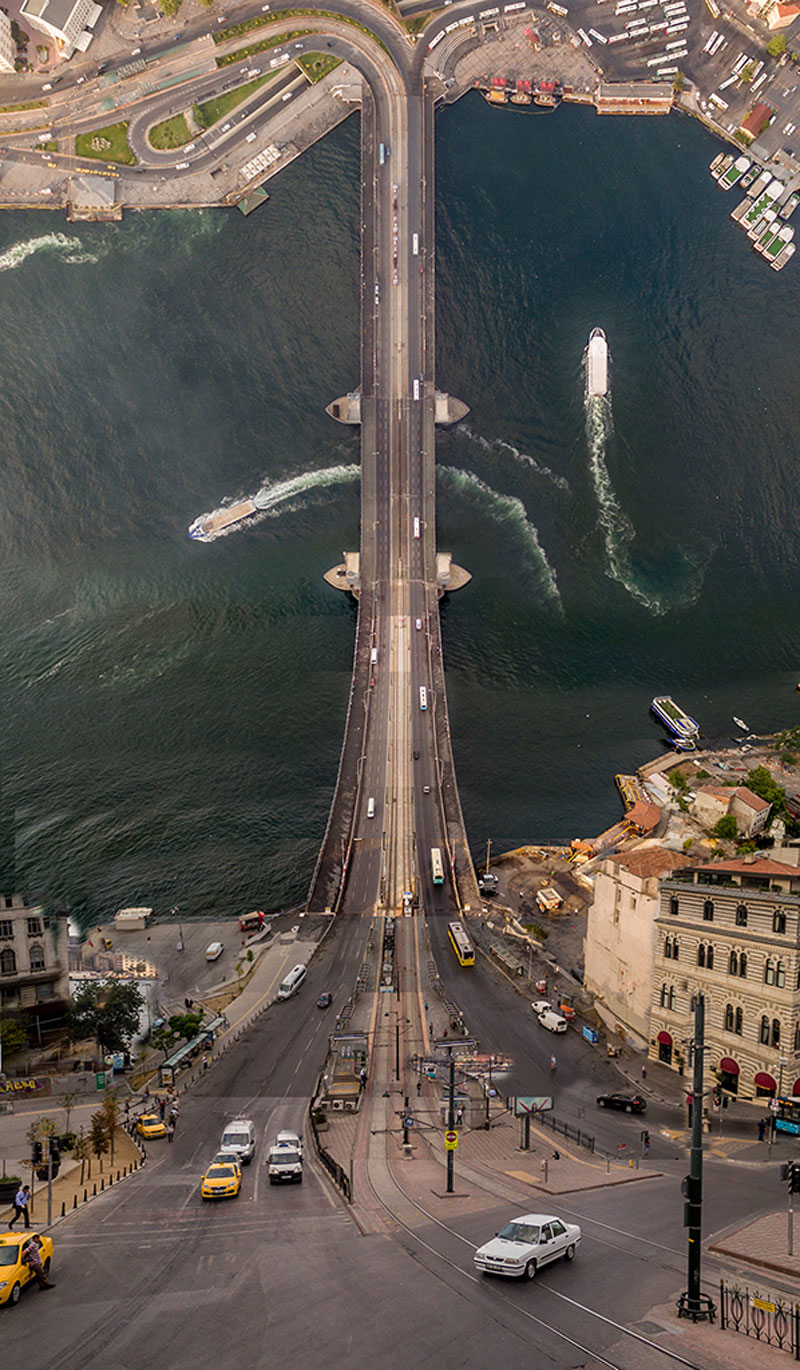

{"left": 660, "top": 983, "right": 676, "bottom": 1010}
{"left": 736, "top": 904, "right": 748, "bottom": 927}
{"left": 795, "top": 1022, "right": 800, "bottom": 1053}
{"left": 773, "top": 910, "right": 787, "bottom": 935}
{"left": 703, "top": 899, "right": 714, "bottom": 922}
{"left": 735, "top": 1007, "right": 743, "bottom": 1036}
{"left": 725, "top": 1003, "right": 734, "bottom": 1032}
{"left": 772, "top": 1019, "right": 781, "bottom": 1048}
{"left": 739, "top": 953, "right": 747, "bottom": 980}
{"left": 35, "top": 982, "right": 51, "bottom": 1002}
{"left": 0, "top": 948, "right": 16, "bottom": 975}
{"left": 777, "top": 961, "right": 786, "bottom": 989}
{"left": 761, "top": 1014, "right": 770, "bottom": 1045}
{"left": 669, "top": 895, "right": 679, "bottom": 916}
{"left": 707, "top": 944, "right": 714, "bottom": 971}
{"left": 665, "top": 936, "right": 679, "bottom": 960}
{"left": 1, "top": 986, "right": 19, "bottom": 1006}
{"left": 26, "top": 918, "right": 42, "bottom": 937}
{"left": 29, "top": 944, "right": 44, "bottom": 972}
{"left": 729, "top": 950, "right": 739, "bottom": 976}
{"left": 765, "top": 958, "right": 775, "bottom": 986}
{"left": 0, "top": 920, "right": 12, "bottom": 939}
{"left": 4, "top": 897, "right": 12, "bottom": 909}
{"left": 697, "top": 945, "right": 706, "bottom": 968}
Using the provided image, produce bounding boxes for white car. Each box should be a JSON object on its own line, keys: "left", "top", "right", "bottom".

{"left": 415, "top": 618, "right": 422, "bottom": 630}
{"left": 474, "top": 1212, "right": 581, "bottom": 1279}
{"left": 538, "top": 1009, "right": 568, "bottom": 1033}
{"left": 275, "top": 1129, "right": 303, "bottom": 1157}
{"left": 530, "top": 999, "right": 551, "bottom": 1016}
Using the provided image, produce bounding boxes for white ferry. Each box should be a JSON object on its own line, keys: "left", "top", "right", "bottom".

{"left": 586, "top": 327, "right": 609, "bottom": 396}
{"left": 650, "top": 696, "right": 700, "bottom": 744}
{"left": 189, "top": 499, "right": 257, "bottom": 541}
{"left": 772, "top": 241, "right": 795, "bottom": 270}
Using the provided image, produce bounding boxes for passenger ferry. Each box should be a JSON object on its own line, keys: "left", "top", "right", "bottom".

{"left": 189, "top": 499, "right": 257, "bottom": 541}
{"left": 772, "top": 241, "right": 795, "bottom": 270}
{"left": 650, "top": 696, "right": 700, "bottom": 743}
{"left": 711, "top": 154, "right": 734, "bottom": 181}
{"left": 780, "top": 191, "right": 800, "bottom": 220}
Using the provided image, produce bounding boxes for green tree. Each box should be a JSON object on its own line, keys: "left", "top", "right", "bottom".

{"left": 741, "top": 61, "right": 756, "bottom": 82}
{"left": 746, "top": 765, "right": 784, "bottom": 809}
{"left": 0, "top": 1016, "right": 29, "bottom": 1056}
{"left": 101, "top": 1094, "right": 121, "bottom": 1164}
{"left": 89, "top": 1108, "right": 110, "bottom": 1173}
{"left": 60, "top": 1087, "right": 81, "bottom": 1138}
{"left": 68, "top": 981, "right": 143, "bottom": 1055}
{"left": 167, "top": 1011, "right": 203, "bottom": 1044}
{"left": 768, "top": 33, "right": 787, "bottom": 57}
{"left": 712, "top": 813, "right": 738, "bottom": 840}
{"left": 74, "top": 1126, "right": 89, "bottom": 1185}
{"left": 668, "top": 768, "right": 688, "bottom": 792}
{"left": 673, "top": 70, "right": 685, "bottom": 93}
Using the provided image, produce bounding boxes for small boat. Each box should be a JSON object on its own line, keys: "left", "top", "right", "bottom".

{"left": 733, "top": 716, "right": 749, "bottom": 731}
{"left": 189, "top": 499, "right": 257, "bottom": 541}
{"left": 710, "top": 152, "right": 725, "bottom": 174}
{"left": 780, "top": 191, "right": 800, "bottom": 220}
{"left": 712, "top": 154, "right": 734, "bottom": 181}
{"left": 739, "top": 168, "right": 757, "bottom": 191}
{"left": 772, "top": 241, "right": 795, "bottom": 270}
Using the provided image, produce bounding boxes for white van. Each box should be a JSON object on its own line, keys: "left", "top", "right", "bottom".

{"left": 367, "top": 797, "right": 375, "bottom": 818}
{"left": 538, "top": 1009, "right": 568, "bottom": 1034}
{"left": 277, "top": 963, "right": 307, "bottom": 1000}
{"left": 219, "top": 1118, "right": 256, "bottom": 1164}
{"left": 370, "top": 647, "right": 378, "bottom": 664}
{"left": 205, "top": 941, "right": 223, "bottom": 961}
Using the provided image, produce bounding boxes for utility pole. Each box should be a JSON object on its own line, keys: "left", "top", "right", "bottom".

{"left": 485, "top": 838, "right": 492, "bottom": 877}
{"left": 446, "top": 1046, "right": 455, "bottom": 1194}
{"left": 677, "top": 994, "right": 715, "bottom": 1322}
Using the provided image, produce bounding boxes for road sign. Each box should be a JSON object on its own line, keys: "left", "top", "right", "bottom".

{"left": 403, "top": 1117, "right": 414, "bottom": 1129}
{"left": 509, "top": 1096, "right": 553, "bottom": 1116}
{"left": 444, "top": 1130, "right": 458, "bottom": 1150}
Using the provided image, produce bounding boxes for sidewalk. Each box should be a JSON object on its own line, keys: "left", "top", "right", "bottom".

{"left": 1, "top": 1126, "right": 144, "bottom": 1230}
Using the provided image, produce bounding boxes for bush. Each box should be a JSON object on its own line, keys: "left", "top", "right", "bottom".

{"left": 712, "top": 814, "right": 738, "bottom": 840}
{"left": 59, "top": 1132, "right": 76, "bottom": 1152}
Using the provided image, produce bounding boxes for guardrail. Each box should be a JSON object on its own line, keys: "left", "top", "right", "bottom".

{"left": 309, "top": 1106, "right": 351, "bottom": 1203}
{"left": 720, "top": 1279, "right": 799, "bottom": 1358}
{"left": 538, "top": 1112, "right": 596, "bottom": 1154}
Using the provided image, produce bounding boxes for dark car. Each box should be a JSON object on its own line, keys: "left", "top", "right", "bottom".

{"left": 316, "top": 992, "right": 332, "bottom": 1009}
{"left": 596, "top": 1092, "right": 646, "bottom": 1114}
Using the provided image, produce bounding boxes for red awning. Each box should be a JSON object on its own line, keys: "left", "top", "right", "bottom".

{"left": 754, "top": 1072, "right": 776, "bottom": 1090}
{"left": 793, "top": 1080, "right": 800, "bottom": 1096}
{"left": 657, "top": 1031, "right": 672, "bottom": 1045}
{"left": 719, "top": 1057, "right": 740, "bottom": 1075}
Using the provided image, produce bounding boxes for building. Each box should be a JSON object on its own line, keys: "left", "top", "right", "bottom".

{"left": 0, "top": 894, "right": 70, "bottom": 1042}
{"left": 0, "top": 10, "right": 16, "bottom": 73}
{"left": 19, "top": 0, "right": 102, "bottom": 58}
{"left": 765, "top": 0, "right": 800, "bottom": 27}
{"left": 585, "top": 847, "right": 694, "bottom": 1044}
{"left": 739, "top": 101, "right": 777, "bottom": 143}
{"left": 692, "top": 783, "right": 771, "bottom": 837}
{"left": 652, "top": 854, "right": 800, "bottom": 1100}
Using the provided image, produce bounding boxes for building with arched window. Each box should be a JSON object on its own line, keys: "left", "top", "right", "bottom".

{"left": 0, "top": 894, "right": 69, "bottom": 1042}
{"left": 652, "top": 854, "right": 800, "bottom": 1100}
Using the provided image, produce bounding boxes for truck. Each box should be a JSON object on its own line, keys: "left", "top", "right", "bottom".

{"left": 268, "top": 1144, "right": 303, "bottom": 1183}
{"left": 238, "top": 910, "right": 266, "bottom": 934}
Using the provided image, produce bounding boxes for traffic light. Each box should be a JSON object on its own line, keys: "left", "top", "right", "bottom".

{"left": 32, "top": 1140, "right": 42, "bottom": 1165}
{"left": 787, "top": 1162, "right": 800, "bottom": 1194}
{"left": 48, "top": 1137, "right": 60, "bottom": 1166}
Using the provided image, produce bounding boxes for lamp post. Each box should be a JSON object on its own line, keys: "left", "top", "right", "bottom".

{"left": 485, "top": 838, "right": 492, "bottom": 878}
{"left": 768, "top": 1056, "right": 788, "bottom": 1158}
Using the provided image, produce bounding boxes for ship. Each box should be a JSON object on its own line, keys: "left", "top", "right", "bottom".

{"left": 586, "top": 327, "right": 609, "bottom": 397}
{"left": 712, "top": 154, "right": 734, "bottom": 182}
{"left": 650, "top": 695, "right": 700, "bottom": 744}
{"left": 779, "top": 191, "right": 800, "bottom": 220}
{"left": 189, "top": 499, "right": 257, "bottom": 541}
{"left": 772, "top": 241, "right": 795, "bottom": 271}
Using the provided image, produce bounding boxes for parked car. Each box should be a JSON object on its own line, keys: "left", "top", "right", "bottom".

{"left": 530, "top": 999, "right": 552, "bottom": 1016}
{"left": 0, "top": 1231, "right": 54, "bottom": 1305}
{"left": 596, "top": 1092, "right": 646, "bottom": 1114}
{"left": 537, "top": 1009, "right": 567, "bottom": 1033}
{"left": 474, "top": 1212, "right": 581, "bottom": 1280}
{"left": 137, "top": 1113, "right": 166, "bottom": 1139}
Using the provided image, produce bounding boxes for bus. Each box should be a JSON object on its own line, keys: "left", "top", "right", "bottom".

{"left": 773, "top": 1097, "right": 800, "bottom": 1135}
{"left": 379, "top": 143, "right": 385, "bottom": 165}
{"left": 448, "top": 921, "right": 475, "bottom": 966}
{"left": 419, "top": 685, "right": 427, "bottom": 710}
{"left": 431, "top": 847, "right": 444, "bottom": 884}
{"left": 413, "top": 517, "right": 420, "bottom": 538}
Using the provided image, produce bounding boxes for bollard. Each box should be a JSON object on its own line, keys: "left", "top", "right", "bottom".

{"left": 101, "top": 1178, "right": 105, "bottom": 1191}
{"left": 92, "top": 1183, "right": 97, "bottom": 1196}
{"left": 83, "top": 1188, "right": 88, "bottom": 1203}
{"left": 61, "top": 1202, "right": 65, "bottom": 1217}
{"left": 73, "top": 1194, "right": 78, "bottom": 1209}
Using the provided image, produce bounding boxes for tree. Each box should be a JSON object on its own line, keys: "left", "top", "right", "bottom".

{"left": 89, "top": 1108, "right": 110, "bottom": 1173}
{"left": 768, "top": 34, "right": 787, "bottom": 57}
{"left": 0, "top": 1016, "right": 29, "bottom": 1057}
{"left": 101, "top": 1094, "right": 121, "bottom": 1164}
{"left": 712, "top": 813, "right": 738, "bottom": 840}
{"left": 167, "top": 1011, "right": 203, "bottom": 1045}
{"left": 741, "top": 61, "right": 756, "bottom": 82}
{"left": 67, "top": 981, "right": 143, "bottom": 1056}
{"left": 746, "top": 765, "right": 785, "bottom": 809}
{"left": 61, "top": 1087, "right": 81, "bottom": 1138}
{"left": 74, "top": 1127, "right": 89, "bottom": 1185}
{"left": 673, "top": 70, "right": 685, "bottom": 93}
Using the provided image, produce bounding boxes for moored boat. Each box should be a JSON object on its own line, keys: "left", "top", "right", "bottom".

{"left": 779, "top": 190, "right": 800, "bottom": 220}
{"left": 772, "top": 241, "right": 796, "bottom": 270}
{"left": 712, "top": 154, "right": 734, "bottom": 181}
{"left": 650, "top": 695, "right": 700, "bottom": 742}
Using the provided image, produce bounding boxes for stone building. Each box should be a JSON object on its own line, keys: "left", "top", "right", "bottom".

{"left": 19, "top": 0, "right": 102, "bottom": 58}
{"left": 0, "top": 11, "right": 16, "bottom": 73}
{"left": 584, "top": 847, "right": 694, "bottom": 1045}
{"left": 651, "top": 854, "right": 800, "bottom": 1100}
{"left": 0, "top": 894, "right": 70, "bottom": 1043}
{"left": 692, "top": 784, "right": 771, "bottom": 838}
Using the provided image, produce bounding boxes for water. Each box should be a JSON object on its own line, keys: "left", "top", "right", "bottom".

{"left": 0, "top": 97, "right": 799, "bottom": 928}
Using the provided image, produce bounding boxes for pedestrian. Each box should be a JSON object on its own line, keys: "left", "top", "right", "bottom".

{"left": 170, "top": 1108, "right": 178, "bottom": 1133}
{"left": 641, "top": 1063, "right": 647, "bottom": 1080}
{"left": 124, "top": 1099, "right": 130, "bottom": 1120}
{"left": 758, "top": 1117, "right": 767, "bottom": 1142}
{"left": 202, "top": 1054, "right": 209, "bottom": 1071}
{"left": 8, "top": 1185, "right": 31, "bottom": 1230}
{"left": 22, "top": 1235, "right": 54, "bottom": 1289}
{"left": 159, "top": 1098, "right": 166, "bottom": 1120}
{"left": 456, "top": 1105, "right": 464, "bottom": 1127}
{"left": 416, "top": 1079, "right": 422, "bottom": 1097}
{"left": 428, "top": 1023, "right": 433, "bottom": 1038}
{"left": 166, "top": 1121, "right": 174, "bottom": 1143}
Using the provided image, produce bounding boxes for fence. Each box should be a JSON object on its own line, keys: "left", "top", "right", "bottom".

{"left": 720, "top": 1280, "right": 800, "bottom": 1359}
{"left": 538, "top": 1112, "right": 596, "bottom": 1154}
{"left": 309, "top": 1110, "right": 351, "bottom": 1203}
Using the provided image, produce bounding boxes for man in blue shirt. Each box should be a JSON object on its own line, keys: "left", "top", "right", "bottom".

{"left": 8, "top": 1185, "right": 31, "bottom": 1230}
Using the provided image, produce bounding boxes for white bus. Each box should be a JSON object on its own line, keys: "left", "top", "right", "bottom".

{"left": 419, "top": 686, "right": 427, "bottom": 710}
{"left": 413, "top": 517, "right": 420, "bottom": 538}
{"left": 367, "top": 797, "right": 375, "bottom": 818}
{"left": 413, "top": 378, "right": 420, "bottom": 401}
{"left": 412, "top": 233, "right": 419, "bottom": 255}
{"left": 428, "top": 29, "right": 444, "bottom": 47}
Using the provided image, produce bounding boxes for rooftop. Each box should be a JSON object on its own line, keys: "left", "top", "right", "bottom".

{"left": 608, "top": 847, "right": 693, "bottom": 880}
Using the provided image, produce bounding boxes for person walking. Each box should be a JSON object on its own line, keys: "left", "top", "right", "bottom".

{"left": 758, "top": 1117, "right": 767, "bottom": 1142}
{"left": 159, "top": 1098, "right": 166, "bottom": 1121}
{"left": 166, "top": 1121, "right": 175, "bottom": 1144}
{"left": 169, "top": 1108, "right": 178, "bottom": 1134}
{"left": 359, "top": 1067, "right": 367, "bottom": 1092}
{"left": 641, "top": 1063, "right": 647, "bottom": 1081}
{"left": 456, "top": 1105, "right": 464, "bottom": 1127}
{"left": 22, "top": 1235, "right": 54, "bottom": 1289}
{"left": 9, "top": 1185, "right": 31, "bottom": 1230}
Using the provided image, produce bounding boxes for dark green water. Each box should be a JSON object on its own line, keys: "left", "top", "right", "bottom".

{"left": 0, "top": 95, "right": 798, "bottom": 928}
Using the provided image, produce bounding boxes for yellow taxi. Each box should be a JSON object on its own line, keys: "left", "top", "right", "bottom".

{"left": 200, "top": 1162, "right": 241, "bottom": 1200}
{"left": 0, "top": 1231, "right": 55, "bottom": 1306}
{"left": 136, "top": 1113, "right": 167, "bottom": 1139}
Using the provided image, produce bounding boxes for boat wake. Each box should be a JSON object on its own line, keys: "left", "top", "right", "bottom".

{"left": 456, "top": 423, "right": 570, "bottom": 492}
{"left": 438, "top": 465, "right": 561, "bottom": 606}
{"left": 192, "top": 463, "right": 360, "bottom": 541}
{"left": 0, "top": 233, "right": 99, "bottom": 272}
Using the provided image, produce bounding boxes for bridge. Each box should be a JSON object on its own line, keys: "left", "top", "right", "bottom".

{"left": 304, "top": 11, "right": 482, "bottom": 925}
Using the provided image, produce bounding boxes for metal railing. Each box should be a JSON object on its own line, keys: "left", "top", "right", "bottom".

{"left": 309, "top": 1108, "right": 351, "bottom": 1203}
{"left": 720, "top": 1280, "right": 800, "bottom": 1359}
{"left": 538, "top": 1111, "right": 596, "bottom": 1154}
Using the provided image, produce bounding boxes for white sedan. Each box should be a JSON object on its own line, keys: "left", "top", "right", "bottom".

{"left": 530, "top": 998, "right": 551, "bottom": 1016}
{"left": 474, "top": 1213, "right": 581, "bottom": 1280}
